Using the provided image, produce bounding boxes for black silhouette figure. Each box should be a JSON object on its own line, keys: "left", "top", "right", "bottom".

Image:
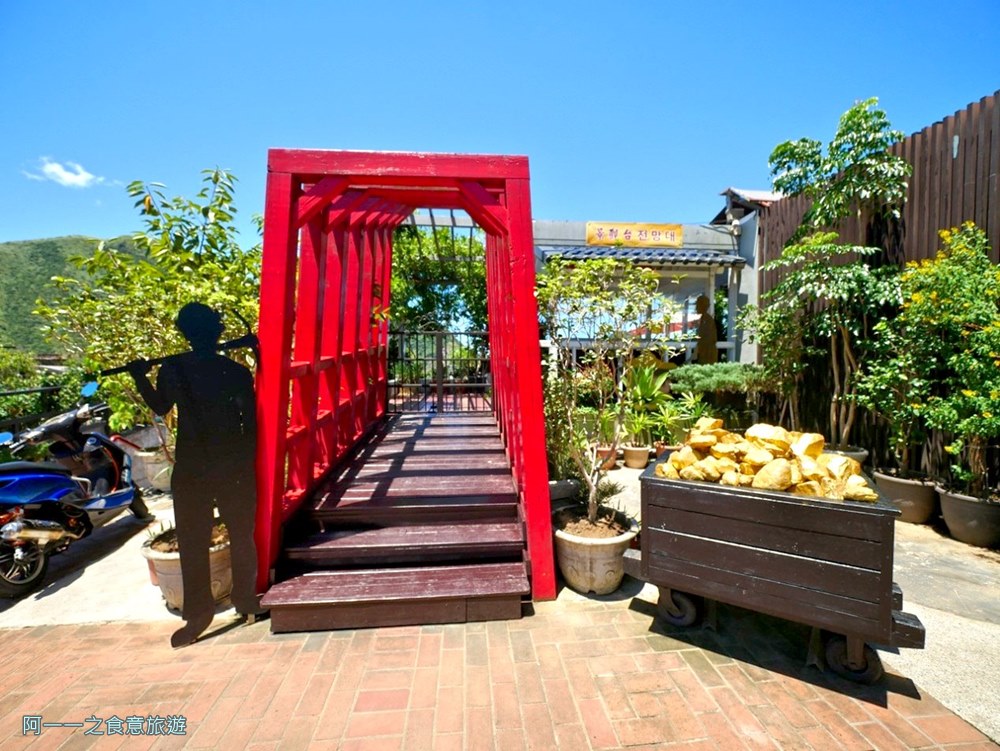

{"left": 128, "top": 303, "right": 263, "bottom": 647}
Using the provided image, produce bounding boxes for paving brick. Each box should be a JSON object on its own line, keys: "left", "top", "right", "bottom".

{"left": 910, "top": 713, "right": 991, "bottom": 745}
{"left": 466, "top": 632, "right": 488, "bottom": 667}
{"left": 314, "top": 636, "right": 348, "bottom": 674}
{"left": 368, "top": 650, "right": 418, "bottom": 671}
{"left": 701, "top": 710, "right": 752, "bottom": 750}
{"left": 553, "top": 722, "right": 589, "bottom": 750}
{"left": 513, "top": 662, "right": 546, "bottom": 704}
{"left": 401, "top": 707, "right": 434, "bottom": 751}
{"left": 465, "top": 705, "right": 494, "bottom": 751}
{"left": 360, "top": 668, "right": 413, "bottom": 691}
{"left": 215, "top": 718, "right": 259, "bottom": 751}
{"left": 521, "top": 702, "right": 557, "bottom": 750}
{"left": 563, "top": 659, "right": 600, "bottom": 700}
{"left": 433, "top": 733, "right": 466, "bottom": 751}
{"left": 681, "top": 650, "right": 727, "bottom": 688}
{"left": 716, "top": 663, "right": 770, "bottom": 704}
{"left": 595, "top": 675, "right": 636, "bottom": 720}
{"left": 312, "top": 689, "right": 355, "bottom": 742}
{"left": 355, "top": 688, "right": 410, "bottom": 712}
{"left": 664, "top": 694, "right": 708, "bottom": 742}
{"left": 439, "top": 649, "right": 465, "bottom": 688}
{"left": 509, "top": 630, "right": 536, "bottom": 663}
{"left": 416, "top": 631, "right": 442, "bottom": 668}
{"left": 667, "top": 668, "right": 719, "bottom": 714}
{"left": 181, "top": 679, "right": 227, "bottom": 725}
{"left": 800, "top": 699, "right": 873, "bottom": 751}
{"left": 710, "top": 686, "right": 779, "bottom": 751}
{"left": 466, "top": 665, "right": 491, "bottom": 707}
{"left": 542, "top": 678, "right": 578, "bottom": 725}
{"left": 187, "top": 695, "right": 244, "bottom": 748}
{"left": 577, "top": 697, "right": 620, "bottom": 749}
{"left": 276, "top": 716, "right": 318, "bottom": 750}
{"left": 621, "top": 669, "right": 675, "bottom": 694}
{"left": 333, "top": 653, "right": 369, "bottom": 693}
{"left": 493, "top": 681, "right": 523, "bottom": 729}
{"left": 435, "top": 686, "right": 464, "bottom": 734}
{"left": 798, "top": 724, "right": 848, "bottom": 750}
{"left": 344, "top": 709, "right": 407, "bottom": 739}
{"left": 615, "top": 716, "right": 674, "bottom": 746}
{"left": 374, "top": 634, "right": 419, "bottom": 652}
{"left": 410, "top": 667, "right": 440, "bottom": 710}
{"left": 339, "top": 736, "right": 403, "bottom": 751}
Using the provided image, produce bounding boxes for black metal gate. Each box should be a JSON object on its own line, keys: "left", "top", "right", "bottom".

{"left": 387, "top": 331, "right": 491, "bottom": 413}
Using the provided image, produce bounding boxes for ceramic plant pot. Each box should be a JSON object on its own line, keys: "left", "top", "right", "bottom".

{"left": 873, "top": 471, "right": 938, "bottom": 524}
{"left": 141, "top": 539, "right": 232, "bottom": 612}
{"left": 622, "top": 446, "right": 651, "bottom": 469}
{"left": 937, "top": 487, "right": 1000, "bottom": 548}
{"left": 553, "top": 512, "right": 640, "bottom": 595}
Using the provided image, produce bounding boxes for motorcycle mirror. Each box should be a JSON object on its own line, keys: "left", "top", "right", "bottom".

{"left": 80, "top": 381, "right": 99, "bottom": 398}
{"left": 0, "top": 432, "right": 13, "bottom": 445}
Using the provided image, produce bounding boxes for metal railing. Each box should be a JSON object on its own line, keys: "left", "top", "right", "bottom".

{"left": 387, "top": 331, "right": 491, "bottom": 413}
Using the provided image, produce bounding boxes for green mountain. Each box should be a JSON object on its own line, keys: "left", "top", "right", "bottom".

{"left": 0, "top": 235, "right": 137, "bottom": 353}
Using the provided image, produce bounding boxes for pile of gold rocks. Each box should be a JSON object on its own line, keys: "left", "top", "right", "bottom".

{"left": 654, "top": 417, "right": 878, "bottom": 502}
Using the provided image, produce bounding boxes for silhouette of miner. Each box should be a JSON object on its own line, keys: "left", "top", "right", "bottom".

{"left": 129, "top": 303, "right": 263, "bottom": 647}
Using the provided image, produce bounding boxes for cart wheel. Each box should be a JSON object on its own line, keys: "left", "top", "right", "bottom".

{"left": 825, "top": 637, "right": 884, "bottom": 684}
{"left": 656, "top": 587, "right": 699, "bottom": 627}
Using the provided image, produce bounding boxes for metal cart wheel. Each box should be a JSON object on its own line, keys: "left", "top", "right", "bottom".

{"left": 656, "top": 587, "right": 699, "bottom": 627}
{"left": 825, "top": 636, "right": 884, "bottom": 684}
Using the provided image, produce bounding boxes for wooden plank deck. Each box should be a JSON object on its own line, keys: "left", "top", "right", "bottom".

{"left": 262, "top": 413, "right": 529, "bottom": 632}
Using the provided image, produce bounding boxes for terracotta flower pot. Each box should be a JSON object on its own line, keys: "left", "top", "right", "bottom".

{"left": 873, "top": 471, "right": 938, "bottom": 524}
{"left": 553, "top": 511, "right": 640, "bottom": 595}
{"left": 622, "top": 445, "right": 650, "bottom": 469}
{"left": 937, "top": 487, "right": 1000, "bottom": 548}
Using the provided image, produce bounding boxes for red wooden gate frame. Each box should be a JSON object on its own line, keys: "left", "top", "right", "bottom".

{"left": 256, "top": 150, "right": 555, "bottom": 599}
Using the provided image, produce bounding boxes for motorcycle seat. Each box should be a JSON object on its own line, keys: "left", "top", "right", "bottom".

{"left": 0, "top": 461, "right": 73, "bottom": 476}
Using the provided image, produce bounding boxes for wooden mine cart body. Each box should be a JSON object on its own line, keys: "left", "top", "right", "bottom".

{"left": 629, "top": 460, "right": 925, "bottom": 666}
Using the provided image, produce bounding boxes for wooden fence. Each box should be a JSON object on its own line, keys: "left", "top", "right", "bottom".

{"left": 760, "top": 90, "right": 1000, "bottom": 283}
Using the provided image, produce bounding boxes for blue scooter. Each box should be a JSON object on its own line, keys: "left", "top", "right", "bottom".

{"left": 0, "top": 383, "right": 152, "bottom": 598}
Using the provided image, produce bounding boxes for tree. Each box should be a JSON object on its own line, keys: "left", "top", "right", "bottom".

{"left": 35, "top": 169, "right": 261, "bottom": 437}
{"left": 745, "top": 98, "right": 911, "bottom": 446}
{"left": 389, "top": 226, "right": 487, "bottom": 332}
{"left": 536, "top": 257, "right": 677, "bottom": 523}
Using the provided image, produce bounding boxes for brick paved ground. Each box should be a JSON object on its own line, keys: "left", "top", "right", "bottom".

{"left": 1, "top": 584, "right": 995, "bottom": 750}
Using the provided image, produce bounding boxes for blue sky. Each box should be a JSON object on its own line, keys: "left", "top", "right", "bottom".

{"left": 1, "top": 1, "right": 998, "bottom": 245}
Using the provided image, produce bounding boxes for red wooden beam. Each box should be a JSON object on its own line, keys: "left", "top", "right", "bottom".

{"left": 268, "top": 149, "right": 529, "bottom": 180}
{"left": 295, "top": 176, "right": 349, "bottom": 227}
{"left": 505, "top": 177, "right": 555, "bottom": 600}
{"left": 256, "top": 171, "right": 299, "bottom": 589}
{"left": 459, "top": 181, "right": 509, "bottom": 236}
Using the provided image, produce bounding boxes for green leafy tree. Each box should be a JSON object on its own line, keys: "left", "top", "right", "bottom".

{"left": 745, "top": 98, "right": 911, "bottom": 445}
{"left": 898, "top": 223, "right": 1000, "bottom": 496}
{"left": 35, "top": 169, "right": 261, "bottom": 438}
{"left": 769, "top": 97, "right": 911, "bottom": 235}
{"left": 536, "top": 257, "right": 678, "bottom": 523}
{"left": 390, "top": 226, "right": 486, "bottom": 332}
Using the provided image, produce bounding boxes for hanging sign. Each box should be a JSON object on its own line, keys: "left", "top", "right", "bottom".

{"left": 586, "top": 221, "right": 683, "bottom": 248}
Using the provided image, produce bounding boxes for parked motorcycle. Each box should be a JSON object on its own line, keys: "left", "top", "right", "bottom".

{"left": 0, "top": 382, "right": 152, "bottom": 598}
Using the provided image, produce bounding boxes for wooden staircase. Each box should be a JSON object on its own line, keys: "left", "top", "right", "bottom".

{"left": 261, "top": 413, "right": 531, "bottom": 633}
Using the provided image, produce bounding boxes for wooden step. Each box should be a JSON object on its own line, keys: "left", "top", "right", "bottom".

{"left": 262, "top": 562, "right": 530, "bottom": 633}
{"left": 287, "top": 522, "right": 524, "bottom": 566}
{"left": 310, "top": 492, "right": 519, "bottom": 524}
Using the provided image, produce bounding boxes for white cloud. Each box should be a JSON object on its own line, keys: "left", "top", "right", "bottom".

{"left": 23, "top": 157, "right": 104, "bottom": 188}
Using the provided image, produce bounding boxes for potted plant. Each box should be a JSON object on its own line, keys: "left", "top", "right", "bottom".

{"left": 855, "top": 320, "right": 937, "bottom": 523}
{"left": 910, "top": 223, "right": 1000, "bottom": 546}
{"left": 622, "top": 409, "right": 653, "bottom": 469}
{"left": 141, "top": 520, "right": 232, "bottom": 611}
{"left": 537, "top": 257, "right": 678, "bottom": 594}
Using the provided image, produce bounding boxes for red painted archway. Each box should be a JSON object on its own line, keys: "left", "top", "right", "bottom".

{"left": 255, "top": 149, "right": 555, "bottom": 600}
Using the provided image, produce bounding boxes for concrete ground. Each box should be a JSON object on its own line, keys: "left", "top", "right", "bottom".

{"left": 0, "top": 480, "right": 997, "bottom": 749}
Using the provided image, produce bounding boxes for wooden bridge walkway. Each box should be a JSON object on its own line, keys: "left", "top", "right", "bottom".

{"left": 261, "top": 413, "right": 530, "bottom": 632}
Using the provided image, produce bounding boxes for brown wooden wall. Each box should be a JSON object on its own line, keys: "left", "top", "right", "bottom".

{"left": 760, "top": 90, "right": 1000, "bottom": 289}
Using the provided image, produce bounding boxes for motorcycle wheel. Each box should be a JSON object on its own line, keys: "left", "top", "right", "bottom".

{"left": 0, "top": 542, "right": 49, "bottom": 598}
{"left": 129, "top": 487, "right": 153, "bottom": 522}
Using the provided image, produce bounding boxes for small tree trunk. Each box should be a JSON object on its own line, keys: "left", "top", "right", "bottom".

{"left": 968, "top": 436, "right": 987, "bottom": 498}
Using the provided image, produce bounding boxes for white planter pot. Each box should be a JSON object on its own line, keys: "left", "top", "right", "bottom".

{"left": 132, "top": 450, "right": 173, "bottom": 492}
{"left": 553, "top": 514, "right": 639, "bottom": 595}
{"left": 140, "top": 540, "right": 233, "bottom": 612}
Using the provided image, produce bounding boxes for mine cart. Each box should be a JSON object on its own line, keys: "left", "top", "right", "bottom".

{"left": 623, "top": 460, "right": 926, "bottom": 684}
